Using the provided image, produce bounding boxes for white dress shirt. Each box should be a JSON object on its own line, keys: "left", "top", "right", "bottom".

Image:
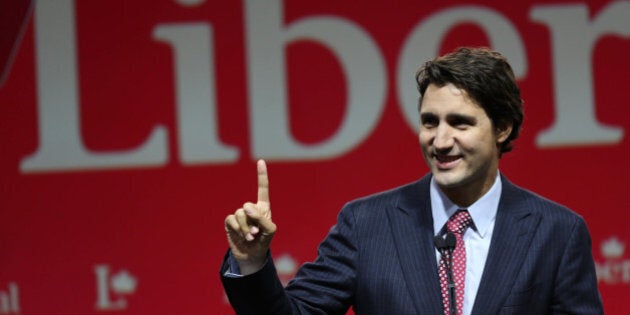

{"left": 430, "top": 173, "right": 502, "bottom": 315}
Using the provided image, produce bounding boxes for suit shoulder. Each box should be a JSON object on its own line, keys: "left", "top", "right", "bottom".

{"left": 339, "top": 178, "right": 427, "bottom": 217}
{"left": 505, "top": 180, "right": 586, "bottom": 224}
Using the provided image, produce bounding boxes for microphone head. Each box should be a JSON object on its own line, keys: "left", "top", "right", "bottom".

{"left": 434, "top": 235, "right": 445, "bottom": 249}
{"left": 445, "top": 232, "right": 456, "bottom": 248}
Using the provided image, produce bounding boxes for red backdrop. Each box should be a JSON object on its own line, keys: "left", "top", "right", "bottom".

{"left": 1, "top": 0, "right": 629, "bottom": 314}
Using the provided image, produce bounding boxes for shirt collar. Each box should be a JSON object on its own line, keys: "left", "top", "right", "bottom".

{"left": 430, "top": 173, "right": 502, "bottom": 238}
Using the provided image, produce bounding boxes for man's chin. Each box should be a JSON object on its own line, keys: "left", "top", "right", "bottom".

{"left": 432, "top": 173, "right": 465, "bottom": 189}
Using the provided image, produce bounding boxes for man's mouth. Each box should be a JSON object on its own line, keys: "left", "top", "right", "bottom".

{"left": 433, "top": 154, "right": 461, "bottom": 169}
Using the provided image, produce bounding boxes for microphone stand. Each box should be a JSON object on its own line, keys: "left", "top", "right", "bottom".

{"left": 445, "top": 233, "right": 457, "bottom": 315}
{"left": 435, "top": 233, "right": 458, "bottom": 315}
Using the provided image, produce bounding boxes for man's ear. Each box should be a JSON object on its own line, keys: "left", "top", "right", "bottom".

{"left": 496, "top": 123, "right": 513, "bottom": 144}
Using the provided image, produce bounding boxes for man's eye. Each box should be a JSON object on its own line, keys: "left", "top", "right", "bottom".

{"left": 450, "top": 118, "right": 473, "bottom": 129}
{"left": 422, "top": 120, "right": 437, "bottom": 128}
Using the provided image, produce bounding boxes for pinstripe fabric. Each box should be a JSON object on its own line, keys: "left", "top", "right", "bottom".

{"left": 221, "top": 174, "right": 603, "bottom": 315}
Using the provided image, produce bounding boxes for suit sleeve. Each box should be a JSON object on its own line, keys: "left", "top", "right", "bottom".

{"left": 551, "top": 217, "right": 603, "bottom": 314}
{"left": 219, "top": 204, "right": 358, "bottom": 315}
{"left": 220, "top": 250, "right": 292, "bottom": 315}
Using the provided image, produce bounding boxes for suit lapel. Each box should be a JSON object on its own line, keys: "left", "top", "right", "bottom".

{"left": 387, "top": 176, "right": 443, "bottom": 314}
{"left": 471, "top": 176, "right": 542, "bottom": 315}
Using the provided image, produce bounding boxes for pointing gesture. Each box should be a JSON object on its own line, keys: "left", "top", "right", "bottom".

{"left": 256, "top": 159, "right": 270, "bottom": 213}
{"left": 224, "top": 159, "right": 277, "bottom": 275}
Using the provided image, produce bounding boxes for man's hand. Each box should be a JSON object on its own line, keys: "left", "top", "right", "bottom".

{"left": 224, "top": 159, "right": 277, "bottom": 275}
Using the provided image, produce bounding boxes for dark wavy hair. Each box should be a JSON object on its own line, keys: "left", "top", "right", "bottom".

{"left": 415, "top": 47, "right": 524, "bottom": 155}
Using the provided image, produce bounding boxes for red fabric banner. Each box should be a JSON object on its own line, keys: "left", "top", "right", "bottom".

{"left": 0, "top": 0, "right": 628, "bottom": 314}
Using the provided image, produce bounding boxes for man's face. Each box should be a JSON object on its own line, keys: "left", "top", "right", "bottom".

{"left": 419, "top": 83, "right": 511, "bottom": 202}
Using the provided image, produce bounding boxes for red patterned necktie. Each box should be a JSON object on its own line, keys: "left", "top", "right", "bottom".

{"left": 439, "top": 209, "right": 472, "bottom": 315}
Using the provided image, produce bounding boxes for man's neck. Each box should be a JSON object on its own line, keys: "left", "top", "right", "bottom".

{"left": 439, "top": 170, "right": 499, "bottom": 207}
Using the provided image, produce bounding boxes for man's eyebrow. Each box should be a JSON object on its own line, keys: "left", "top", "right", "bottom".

{"left": 419, "top": 112, "right": 477, "bottom": 122}
{"left": 446, "top": 113, "right": 477, "bottom": 124}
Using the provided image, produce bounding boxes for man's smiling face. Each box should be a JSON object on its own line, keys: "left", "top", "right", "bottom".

{"left": 419, "top": 83, "right": 511, "bottom": 204}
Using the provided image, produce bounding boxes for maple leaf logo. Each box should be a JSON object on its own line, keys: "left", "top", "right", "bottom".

{"left": 601, "top": 237, "right": 625, "bottom": 259}
{"left": 111, "top": 270, "right": 138, "bottom": 294}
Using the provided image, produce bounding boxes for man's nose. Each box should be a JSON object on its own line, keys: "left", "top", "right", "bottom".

{"left": 433, "top": 125, "right": 454, "bottom": 150}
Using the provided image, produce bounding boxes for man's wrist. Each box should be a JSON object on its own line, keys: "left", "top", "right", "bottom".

{"left": 236, "top": 256, "right": 267, "bottom": 276}
{"left": 227, "top": 251, "right": 269, "bottom": 276}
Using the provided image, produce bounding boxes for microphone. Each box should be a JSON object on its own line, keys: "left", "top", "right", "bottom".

{"left": 433, "top": 232, "right": 456, "bottom": 251}
{"left": 434, "top": 235, "right": 446, "bottom": 251}
{"left": 445, "top": 232, "right": 456, "bottom": 249}
{"left": 434, "top": 233, "right": 457, "bottom": 315}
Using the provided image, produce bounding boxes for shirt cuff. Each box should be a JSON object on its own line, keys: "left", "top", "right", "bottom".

{"left": 223, "top": 252, "right": 244, "bottom": 278}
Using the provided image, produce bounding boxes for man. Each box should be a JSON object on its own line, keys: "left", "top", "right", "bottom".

{"left": 221, "top": 47, "right": 603, "bottom": 314}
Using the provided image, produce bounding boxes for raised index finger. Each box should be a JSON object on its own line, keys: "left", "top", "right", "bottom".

{"left": 257, "top": 159, "right": 270, "bottom": 204}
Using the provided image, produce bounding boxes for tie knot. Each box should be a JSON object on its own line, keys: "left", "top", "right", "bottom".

{"left": 447, "top": 209, "right": 472, "bottom": 234}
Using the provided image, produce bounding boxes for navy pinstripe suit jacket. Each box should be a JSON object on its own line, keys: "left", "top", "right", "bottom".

{"left": 221, "top": 174, "right": 603, "bottom": 314}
